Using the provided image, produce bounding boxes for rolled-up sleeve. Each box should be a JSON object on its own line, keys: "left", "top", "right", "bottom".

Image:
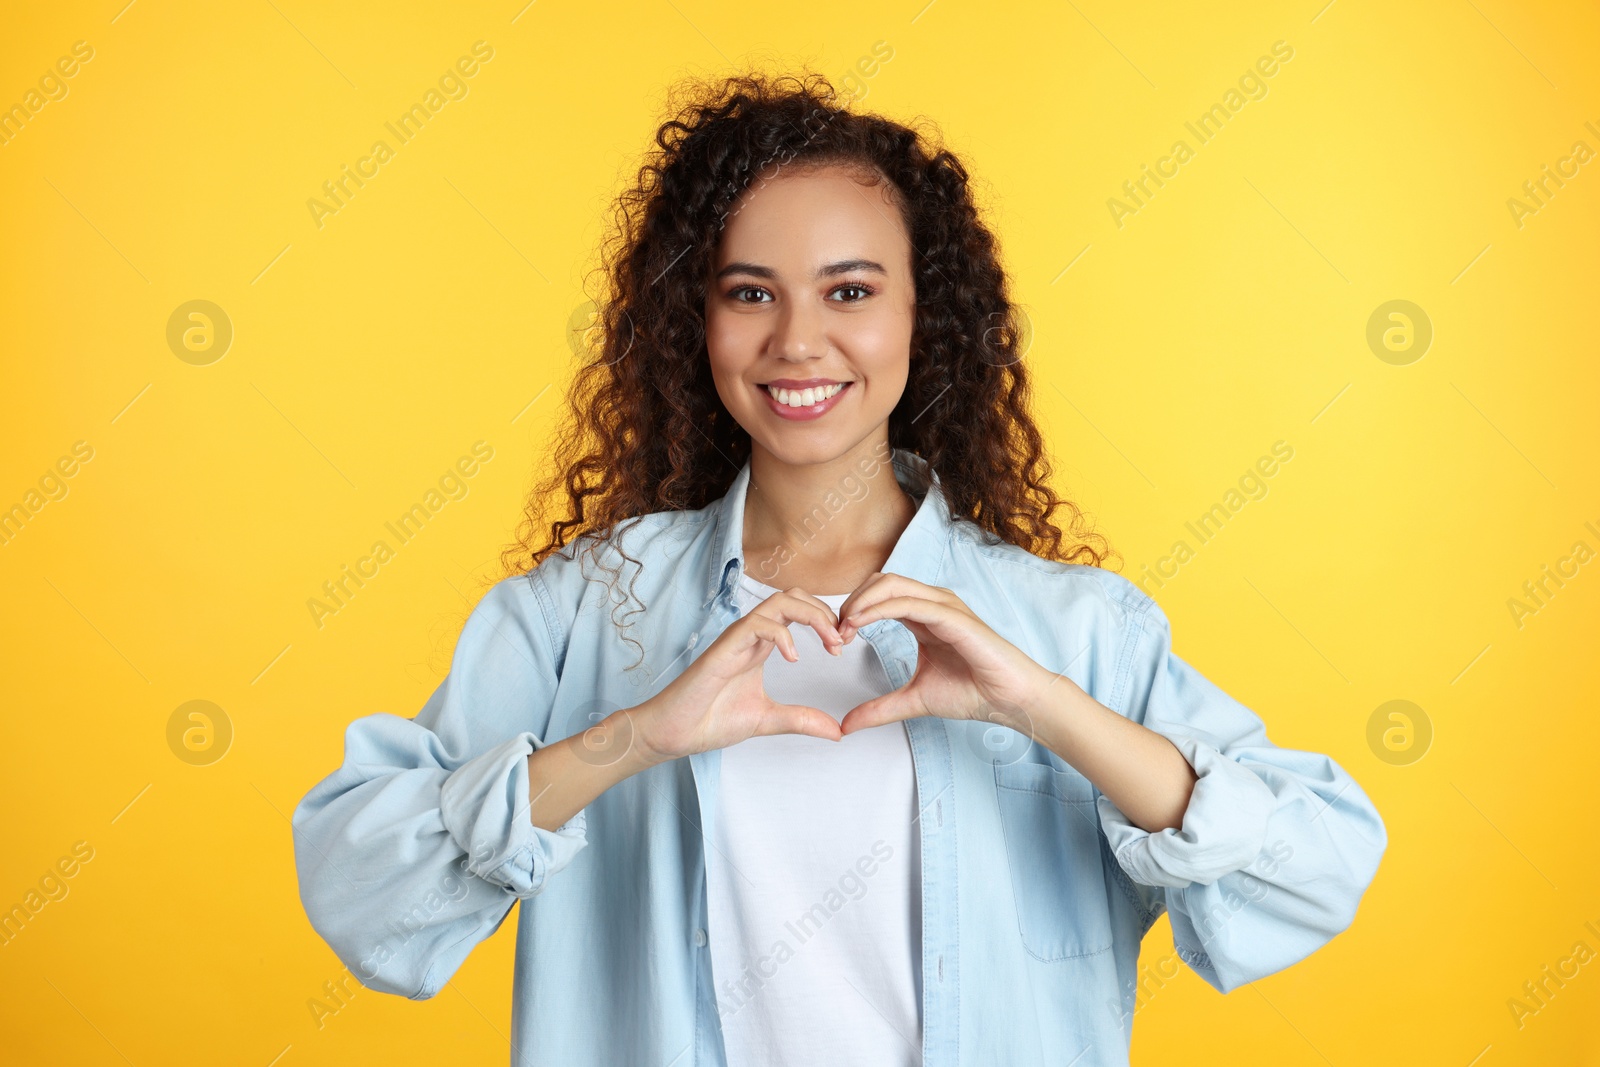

{"left": 1097, "top": 591, "right": 1387, "bottom": 993}
{"left": 439, "top": 729, "right": 588, "bottom": 895}
{"left": 291, "top": 571, "right": 589, "bottom": 1000}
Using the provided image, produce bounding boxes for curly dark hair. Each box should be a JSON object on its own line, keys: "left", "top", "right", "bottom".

{"left": 495, "top": 69, "right": 1115, "bottom": 667}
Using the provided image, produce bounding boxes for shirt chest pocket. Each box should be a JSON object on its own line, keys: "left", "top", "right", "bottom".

{"left": 993, "top": 760, "right": 1114, "bottom": 961}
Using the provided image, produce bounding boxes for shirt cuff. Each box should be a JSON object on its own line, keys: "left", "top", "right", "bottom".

{"left": 1096, "top": 733, "right": 1276, "bottom": 889}
{"left": 438, "top": 730, "right": 589, "bottom": 898}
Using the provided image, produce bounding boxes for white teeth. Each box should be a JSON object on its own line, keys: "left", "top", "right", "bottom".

{"left": 766, "top": 383, "right": 846, "bottom": 408}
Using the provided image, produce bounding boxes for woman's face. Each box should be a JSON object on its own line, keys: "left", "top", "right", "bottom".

{"left": 705, "top": 163, "right": 916, "bottom": 466}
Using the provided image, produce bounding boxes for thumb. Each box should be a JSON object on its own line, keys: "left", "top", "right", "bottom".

{"left": 757, "top": 703, "right": 844, "bottom": 743}
{"left": 840, "top": 694, "right": 909, "bottom": 735}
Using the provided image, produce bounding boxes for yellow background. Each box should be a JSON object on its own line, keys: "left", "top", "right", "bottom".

{"left": 2, "top": 0, "right": 1597, "bottom": 1063}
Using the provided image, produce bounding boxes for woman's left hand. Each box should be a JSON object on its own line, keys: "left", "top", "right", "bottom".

{"left": 834, "top": 572, "right": 1051, "bottom": 736}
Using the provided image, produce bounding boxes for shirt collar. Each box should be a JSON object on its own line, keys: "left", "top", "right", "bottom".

{"left": 702, "top": 447, "right": 953, "bottom": 609}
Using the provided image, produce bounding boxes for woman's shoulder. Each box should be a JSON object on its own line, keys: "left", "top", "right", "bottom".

{"left": 946, "top": 522, "right": 1154, "bottom": 625}
{"left": 534, "top": 505, "right": 711, "bottom": 568}
{"left": 468, "top": 506, "right": 713, "bottom": 658}
{"left": 509, "top": 506, "right": 717, "bottom": 602}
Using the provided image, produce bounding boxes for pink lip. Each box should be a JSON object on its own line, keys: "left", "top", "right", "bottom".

{"left": 759, "top": 381, "right": 852, "bottom": 421}
{"left": 763, "top": 377, "right": 847, "bottom": 388}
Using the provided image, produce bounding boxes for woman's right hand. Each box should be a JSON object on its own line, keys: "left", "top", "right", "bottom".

{"left": 632, "top": 587, "right": 848, "bottom": 764}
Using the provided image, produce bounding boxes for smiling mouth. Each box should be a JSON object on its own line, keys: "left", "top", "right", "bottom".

{"left": 760, "top": 381, "right": 852, "bottom": 409}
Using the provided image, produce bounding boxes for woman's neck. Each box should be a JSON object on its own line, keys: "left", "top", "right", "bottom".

{"left": 741, "top": 442, "right": 918, "bottom": 596}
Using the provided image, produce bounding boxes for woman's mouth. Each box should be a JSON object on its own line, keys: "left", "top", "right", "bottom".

{"left": 758, "top": 381, "right": 852, "bottom": 421}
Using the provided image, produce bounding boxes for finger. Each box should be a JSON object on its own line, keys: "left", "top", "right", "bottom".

{"left": 754, "top": 589, "right": 845, "bottom": 654}
{"left": 780, "top": 590, "right": 847, "bottom": 654}
{"left": 837, "top": 576, "right": 963, "bottom": 638}
{"left": 841, "top": 594, "right": 963, "bottom": 642}
{"left": 839, "top": 693, "right": 912, "bottom": 735}
{"left": 744, "top": 616, "right": 799, "bottom": 663}
{"left": 832, "top": 571, "right": 889, "bottom": 634}
{"left": 755, "top": 585, "right": 839, "bottom": 626}
{"left": 756, "top": 703, "right": 843, "bottom": 743}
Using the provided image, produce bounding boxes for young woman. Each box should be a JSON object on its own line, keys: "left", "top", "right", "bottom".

{"left": 293, "top": 72, "right": 1386, "bottom": 1067}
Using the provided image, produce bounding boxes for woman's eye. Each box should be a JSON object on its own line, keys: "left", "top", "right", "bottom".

{"left": 726, "top": 283, "right": 874, "bottom": 304}
{"left": 831, "top": 284, "right": 875, "bottom": 302}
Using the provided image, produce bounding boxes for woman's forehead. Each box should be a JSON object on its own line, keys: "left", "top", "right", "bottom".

{"left": 714, "top": 168, "right": 911, "bottom": 271}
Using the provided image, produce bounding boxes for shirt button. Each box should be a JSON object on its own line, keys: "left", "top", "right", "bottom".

{"left": 694, "top": 927, "right": 708, "bottom": 947}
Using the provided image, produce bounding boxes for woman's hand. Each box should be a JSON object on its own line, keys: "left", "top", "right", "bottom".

{"left": 834, "top": 572, "right": 1049, "bottom": 736}
{"left": 632, "top": 587, "right": 847, "bottom": 764}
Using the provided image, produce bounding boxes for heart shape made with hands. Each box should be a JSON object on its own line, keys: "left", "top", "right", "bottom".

{"left": 783, "top": 571, "right": 1053, "bottom": 738}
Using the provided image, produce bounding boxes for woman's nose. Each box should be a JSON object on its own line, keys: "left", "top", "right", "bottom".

{"left": 771, "top": 299, "right": 825, "bottom": 359}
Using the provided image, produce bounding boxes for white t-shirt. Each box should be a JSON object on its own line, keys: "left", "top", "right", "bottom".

{"left": 706, "top": 571, "right": 923, "bottom": 1066}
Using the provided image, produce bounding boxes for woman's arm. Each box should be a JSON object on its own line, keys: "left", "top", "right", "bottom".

{"left": 291, "top": 574, "right": 600, "bottom": 1000}
{"left": 1055, "top": 591, "right": 1387, "bottom": 993}
{"left": 1017, "top": 677, "right": 1198, "bottom": 833}
{"left": 525, "top": 711, "right": 659, "bottom": 832}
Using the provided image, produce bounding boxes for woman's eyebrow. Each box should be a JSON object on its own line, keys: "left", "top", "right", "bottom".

{"left": 714, "top": 258, "right": 888, "bottom": 280}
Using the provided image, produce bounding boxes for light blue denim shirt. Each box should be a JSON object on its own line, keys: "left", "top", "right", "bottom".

{"left": 292, "top": 446, "right": 1387, "bottom": 1066}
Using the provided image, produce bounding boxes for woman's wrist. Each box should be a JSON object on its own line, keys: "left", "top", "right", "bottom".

{"left": 591, "top": 703, "right": 673, "bottom": 774}
{"left": 526, "top": 709, "right": 662, "bottom": 832}
{"left": 616, "top": 699, "right": 695, "bottom": 769}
